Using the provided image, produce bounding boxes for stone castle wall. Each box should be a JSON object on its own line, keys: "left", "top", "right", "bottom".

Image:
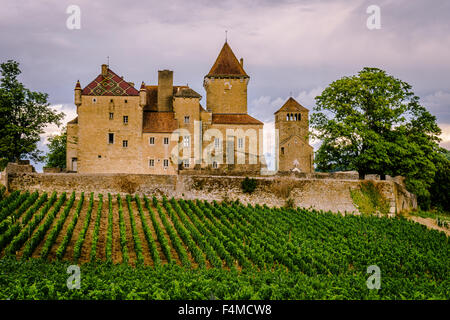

{"left": 4, "top": 172, "right": 417, "bottom": 215}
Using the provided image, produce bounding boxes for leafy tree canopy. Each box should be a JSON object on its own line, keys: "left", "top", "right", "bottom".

{"left": 311, "top": 67, "right": 443, "bottom": 200}
{"left": 0, "top": 60, "right": 64, "bottom": 169}
{"left": 44, "top": 128, "right": 67, "bottom": 169}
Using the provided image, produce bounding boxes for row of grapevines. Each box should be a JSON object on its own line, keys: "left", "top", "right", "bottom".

{"left": 154, "top": 196, "right": 190, "bottom": 268}
{"left": 117, "top": 194, "right": 129, "bottom": 264}
{"left": 0, "top": 190, "right": 20, "bottom": 212}
{"left": 89, "top": 194, "right": 104, "bottom": 262}
{"left": 126, "top": 195, "right": 144, "bottom": 265}
{"left": 105, "top": 194, "right": 113, "bottom": 263}
{"left": 5, "top": 192, "right": 57, "bottom": 255}
{"left": 170, "top": 198, "right": 222, "bottom": 268}
{"left": 0, "top": 193, "right": 48, "bottom": 252}
{"left": 134, "top": 195, "right": 160, "bottom": 267}
{"left": 21, "top": 192, "right": 68, "bottom": 259}
{"left": 55, "top": 192, "right": 85, "bottom": 260}
{"left": 0, "top": 191, "right": 39, "bottom": 233}
{"left": 223, "top": 202, "right": 296, "bottom": 271}
{"left": 186, "top": 200, "right": 240, "bottom": 269}
{"left": 212, "top": 203, "right": 268, "bottom": 270}
{"left": 143, "top": 195, "right": 173, "bottom": 263}
{"left": 73, "top": 193, "right": 95, "bottom": 262}
{"left": 40, "top": 192, "right": 76, "bottom": 259}
{"left": 193, "top": 200, "right": 251, "bottom": 269}
{"left": 178, "top": 199, "right": 234, "bottom": 269}
{"left": 0, "top": 191, "right": 30, "bottom": 224}
{"left": 162, "top": 197, "right": 206, "bottom": 268}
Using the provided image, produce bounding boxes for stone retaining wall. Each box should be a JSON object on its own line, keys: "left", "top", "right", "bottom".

{"left": 4, "top": 172, "right": 417, "bottom": 215}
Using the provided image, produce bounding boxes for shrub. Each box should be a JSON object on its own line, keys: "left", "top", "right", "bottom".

{"left": 285, "top": 198, "right": 295, "bottom": 209}
{"left": 241, "top": 177, "right": 257, "bottom": 194}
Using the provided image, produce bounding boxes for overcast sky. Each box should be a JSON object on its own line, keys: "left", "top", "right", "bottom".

{"left": 1, "top": 0, "right": 449, "bottom": 171}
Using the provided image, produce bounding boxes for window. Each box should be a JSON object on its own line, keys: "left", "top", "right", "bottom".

{"left": 149, "top": 137, "right": 155, "bottom": 145}
{"left": 98, "top": 155, "right": 101, "bottom": 158}
{"left": 214, "top": 138, "right": 220, "bottom": 149}
{"left": 123, "top": 116, "right": 128, "bottom": 124}
{"left": 163, "top": 159, "right": 169, "bottom": 167}
{"left": 183, "top": 159, "right": 189, "bottom": 168}
{"left": 184, "top": 116, "right": 190, "bottom": 124}
{"left": 183, "top": 136, "right": 190, "bottom": 147}
{"left": 238, "top": 138, "right": 243, "bottom": 149}
{"left": 297, "top": 113, "right": 301, "bottom": 121}
{"left": 124, "top": 99, "right": 128, "bottom": 103}
{"left": 109, "top": 112, "right": 114, "bottom": 120}
{"left": 108, "top": 133, "right": 114, "bottom": 144}
{"left": 149, "top": 159, "right": 154, "bottom": 167}
{"left": 110, "top": 99, "right": 113, "bottom": 103}
{"left": 212, "top": 161, "right": 218, "bottom": 169}
{"left": 123, "top": 140, "right": 128, "bottom": 148}
{"left": 92, "top": 98, "right": 97, "bottom": 103}
{"left": 281, "top": 147, "right": 284, "bottom": 155}
{"left": 163, "top": 137, "right": 169, "bottom": 145}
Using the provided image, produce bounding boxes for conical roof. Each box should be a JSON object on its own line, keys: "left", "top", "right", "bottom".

{"left": 206, "top": 42, "right": 248, "bottom": 78}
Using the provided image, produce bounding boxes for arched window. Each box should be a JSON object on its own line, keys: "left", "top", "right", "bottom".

{"left": 298, "top": 113, "right": 301, "bottom": 121}
{"left": 286, "top": 114, "right": 289, "bottom": 121}
{"left": 294, "top": 114, "right": 298, "bottom": 121}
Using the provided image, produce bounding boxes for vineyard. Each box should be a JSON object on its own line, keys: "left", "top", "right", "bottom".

{"left": 0, "top": 187, "right": 449, "bottom": 299}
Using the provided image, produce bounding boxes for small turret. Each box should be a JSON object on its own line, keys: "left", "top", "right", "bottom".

{"left": 139, "top": 81, "right": 147, "bottom": 107}
{"left": 74, "top": 80, "right": 82, "bottom": 107}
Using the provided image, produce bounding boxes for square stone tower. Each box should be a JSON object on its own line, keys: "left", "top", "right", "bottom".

{"left": 275, "top": 97, "right": 314, "bottom": 172}
{"left": 203, "top": 41, "right": 249, "bottom": 114}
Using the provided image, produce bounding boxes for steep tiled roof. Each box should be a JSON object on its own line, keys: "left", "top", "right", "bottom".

{"left": 212, "top": 113, "right": 263, "bottom": 125}
{"left": 82, "top": 68, "right": 139, "bottom": 96}
{"left": 206, "top": 42, "right": 248, "bottom": 78}
{"left": 274, "top": 97, "right": 309, "bottom": 114}
{"left": 174, "top": 87, "right": 202, "bottom": 99}
{"left": 142, "top": 111, "right": 178, "bottom": 133}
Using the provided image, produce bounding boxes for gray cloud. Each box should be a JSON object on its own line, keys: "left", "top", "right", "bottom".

{"left": 1, "top": 0, "right": 449, "bottom": 172}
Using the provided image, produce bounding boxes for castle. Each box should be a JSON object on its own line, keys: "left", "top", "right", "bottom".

{"left": 66, "top": 41, "right": 314, "bottom": 174}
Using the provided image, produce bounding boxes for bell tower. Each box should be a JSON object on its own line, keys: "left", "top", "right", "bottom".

{"left": 275, "top": 97, "right": 314, "bottom": 172}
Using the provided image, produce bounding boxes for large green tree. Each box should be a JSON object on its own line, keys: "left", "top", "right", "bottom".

{"left": 311, "top": 67, "right": 442, "bottom": 201}
{"left": 0, "top": 60, "right": 64, "bottom": 169}
{"left": 44, "top": 128, "right": 67, "bottom": 169}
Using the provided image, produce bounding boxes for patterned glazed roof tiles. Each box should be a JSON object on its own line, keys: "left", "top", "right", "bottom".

{"left": 81, "top": 68, "right": 139, "bottom": 96}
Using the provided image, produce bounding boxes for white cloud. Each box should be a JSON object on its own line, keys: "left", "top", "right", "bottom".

{"left": 439, "top": 124, "right": 450, "bottom": 150}
{"left": 40, "top": 104, "right": 76, "bottom": 144}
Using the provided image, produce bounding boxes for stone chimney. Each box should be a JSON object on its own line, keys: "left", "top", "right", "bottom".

{"left": 157, "top": 70, "right": 174, "bottom": 112}
{"left": 240, "top": 58, "right": 244, "bottom": 68}
{"left": 101, "top": 64, "right": 108, "bottom": 77}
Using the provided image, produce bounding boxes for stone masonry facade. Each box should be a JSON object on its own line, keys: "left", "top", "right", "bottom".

{"left": 66, "top": 41, "right": 314, "bottom": 175}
